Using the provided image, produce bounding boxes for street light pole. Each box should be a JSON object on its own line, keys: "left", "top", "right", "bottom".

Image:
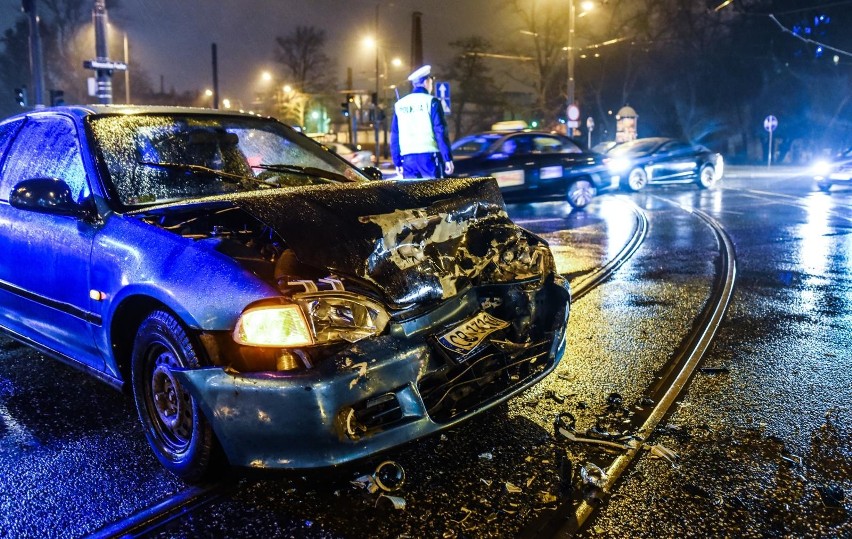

{"left": 567, "top": 0, "right": 576, "bottom": 113}
{"left": 374, "top": 4, "right": 381, "bottom": 159}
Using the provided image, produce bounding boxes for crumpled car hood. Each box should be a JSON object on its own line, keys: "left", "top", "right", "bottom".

{"left": 141, "top": 177, "right": 552, "bottom": 306}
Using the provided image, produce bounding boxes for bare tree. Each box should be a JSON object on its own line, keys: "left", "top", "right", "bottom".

{"left": 274, "top": 26, "right": 335, "bottom": 94}
{"left": 443, "top": 36, "right": 506, "bottom": 136}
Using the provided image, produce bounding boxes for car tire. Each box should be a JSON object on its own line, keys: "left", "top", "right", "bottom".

{"left": 697, "top": 165, "right": 717, "bottom": 189}
{"left": 131, "top": 310, "right": 220, "bottom": 482}
{"left": 626, "top": 168, "right": 648, "bottom": 191}
{"left": 817, "top": 182, "right": 831, "bottom": 192}
{"left": 566, "top": 179, "right": 596, "bottom": 209}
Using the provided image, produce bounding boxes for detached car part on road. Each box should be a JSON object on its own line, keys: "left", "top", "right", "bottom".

{"left": 0, "top": 106, "right": 570, "bottom": 481}
{"left": 451, "top": 130, "right": 617, "bottom": 209}
{"left": 604, "top": 137, "right": 724, "bottom": 191}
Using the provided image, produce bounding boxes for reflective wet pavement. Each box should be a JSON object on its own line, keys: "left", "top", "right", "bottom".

{"left": 0, "top": 167, "right": 849, "bottom": 537}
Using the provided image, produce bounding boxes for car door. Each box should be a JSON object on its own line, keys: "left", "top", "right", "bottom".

{"left": 483, "top": 134, "right": 532, "bottom": 195}
{"left": 651, "top": 141, "right": 699, "bottom": 182}
{"left": 0, "top": 114, "right": 104, "bottom": 369}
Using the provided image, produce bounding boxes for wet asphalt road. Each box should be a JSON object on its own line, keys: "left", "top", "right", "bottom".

{"left": 0, "top": 167, "right": 849, "bottom": 538}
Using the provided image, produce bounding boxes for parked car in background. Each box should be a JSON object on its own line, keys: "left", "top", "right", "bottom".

{"left": 604, "top": 137, "right": 724, "bottom": 191}
{"left": 451, "top": 130, "right": 617, "bottom": 209}
{"left": 0, "top": 105, "right": 571, "bottom": 481}
{"left": 327, "top": 141, "right": 374, "bottom": 168}
{"left": 812, "top": 148, "right": 852, "bottom": 191}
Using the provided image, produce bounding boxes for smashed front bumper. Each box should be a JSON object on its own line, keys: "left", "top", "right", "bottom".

{"left": 174, "top": 276, "right": 571, "bottom": 469}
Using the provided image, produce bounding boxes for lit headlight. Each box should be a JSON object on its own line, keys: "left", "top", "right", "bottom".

{"left": 608, "top": 156, "right": 631, "bottom": 173}
{"left": 233, "top": 304, "right": 313, "bottom": 347}
{"left": 233, "top": 293, "right": 390, "bottom": 347}
{"left": 812, "top": 159, "right": 832, "bottom": 177}
{"left": 295, "top": 292, "right": 390, "bottom": 344}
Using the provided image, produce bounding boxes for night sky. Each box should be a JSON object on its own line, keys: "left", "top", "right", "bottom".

{"left": 1, "top": 0, "right": 511, "bottom": 105}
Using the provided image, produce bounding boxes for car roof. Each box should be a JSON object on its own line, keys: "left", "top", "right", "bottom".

{"left": 1, "top": 104, "right": 270, "bottom": 124}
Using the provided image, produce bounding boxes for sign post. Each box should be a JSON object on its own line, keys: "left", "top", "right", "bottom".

{"left": 764, "top": 115, "right": 778, "bottom": 167}
{"left": 586, "top": 117, "right": 595, "bottom": 148}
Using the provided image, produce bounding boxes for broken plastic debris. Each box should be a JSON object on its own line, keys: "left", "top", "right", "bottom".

{"left": 556, "top": 428, "right": 629, "bottom": 451}
{"left": 351, "top": 474, "right": 380, "bottom": 494}
{"left": 646, "top": 443, "right": 679, "bottom": 465}
{"left": 553, "top": 412, "right": 577, "bottom": 433}
{"left": 505, "top": 482, "right": 522, "bottom": 494}
{"left": 698, "top": 366, "right": 730, "bottom": 374}
{"left": 478, "top": 452, "right": 493, "bottom": 460}
{"left": 546, "top": 390, "right": 565, "bottom": 404}
{"left": 580, "top": 463, "right": 608, "bottom": 489}
{"left": 376, "top": 494, "right": 407, "bottom": 510}
{"left": 817, "top": 485, "right": 845, "bottom": 508}
{"left": 606, "top": 392, "right": 623, "bottom": 407}
{"left": 373, "top": 460, "right": 405, "bottom": 492}
{"left": 538, "top": 492, "right": 558, "bottom": 504}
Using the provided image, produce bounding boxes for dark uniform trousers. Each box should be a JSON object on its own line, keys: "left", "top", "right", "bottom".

{"left": 402, "top": 152, "right": 443, "bottom": 179}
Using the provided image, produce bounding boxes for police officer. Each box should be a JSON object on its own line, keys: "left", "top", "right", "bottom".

{"left": 390, "top": 65, "right": 454, "bottom": 179}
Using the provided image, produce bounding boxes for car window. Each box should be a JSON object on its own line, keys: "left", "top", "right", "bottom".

{"left": 1, "top": 116, "right": 90, "bottom": 203}
{"left": 533, "top": 135, "right": 581, "bottom": 154}
{"left": 88, "top": 114, "right": 365, "bottom": 207}
{"left": 660, "top": 141, "right": 690, "bottom": 153}
{"left": 451, "top": 134, "right": 501, "bottom": 157}
{"left": 608, "top": 139, "right": 660, "bottom": 156}
{"left": 0, "top": 118, "right": 23, "bottom": 166}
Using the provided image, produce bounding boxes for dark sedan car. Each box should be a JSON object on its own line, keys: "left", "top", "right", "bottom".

{"left": 0, "top": 106, "right": 570, "bottom": 481}
{"left": 604, "top": 137, "right": 724, "bottom": 191}
{"left": 813, "top": 148, "right": 852, "bottom": 191}
{"left": 451, "top": 131, "right": 618, "bottom": 209}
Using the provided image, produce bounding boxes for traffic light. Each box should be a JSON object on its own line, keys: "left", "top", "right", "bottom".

{"left": 341, "top": 93, "right": 353, "bottom": 117}
{"left": 14, "top": 87, "right": 27, "bottom": 107}
{"left": 49, "top": 89, "right": 65, "bottom": 106}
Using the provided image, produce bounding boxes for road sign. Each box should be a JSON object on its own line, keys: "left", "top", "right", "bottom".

{"left": 436, "top": 81, "right": 451, "bottom": 114}
{"left": 567, "top": 104, "right": 580, "bottom": 121}
{"left": 763, "top": 115, "right": 778, "bottom": 132}
{"left": 83, "top": 59, "right": 127, "bottom": 72}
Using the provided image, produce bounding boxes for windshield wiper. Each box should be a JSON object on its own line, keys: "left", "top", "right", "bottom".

{"left": 252, "top": 163, "right": 353, "bottom": 183}
{"left": 138, "top": 160, "right": 257, "bottom": 184}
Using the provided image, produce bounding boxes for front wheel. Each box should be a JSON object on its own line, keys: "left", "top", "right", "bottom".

{"left": 697, "top": 165, "right": 717, "bottom": 189}
{"left": 566, "top": 179, "right": 596, "bottom": 209}
{"left": 625, "top": 168, "right": 648, "bottom": 191}
{"left": 131, "top": 310, "right": 220, "bottom": 482}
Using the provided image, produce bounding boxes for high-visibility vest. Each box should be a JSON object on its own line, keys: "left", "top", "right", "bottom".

{"left": 394, "top": 92, "right": 439, "bottom": 155}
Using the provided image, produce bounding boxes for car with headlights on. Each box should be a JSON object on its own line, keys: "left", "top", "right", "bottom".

{"left": 0, "top": 105, "right": 570, "bottom": 481}
{"left": 451, "top": 131, "right": 617, "bottom": 209}
{"left": 813, "top": 148, "right": 852, "bottom": 191}
{"left": 604, "top": 137, "right": 724, "bottom": 191}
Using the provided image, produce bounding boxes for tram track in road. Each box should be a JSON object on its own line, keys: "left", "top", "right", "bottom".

{"left": 520, "top": 199, "right": 737, "bottom": 538}
{"left": 83, "top": 198, "right": 651, "bottom": 539}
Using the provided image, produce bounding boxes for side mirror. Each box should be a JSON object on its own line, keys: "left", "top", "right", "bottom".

{"left": 360, "top": 166, "right": 385, "bottom": 181}
{"left": 9, "top": 178, "right": 90, "bottom": 218}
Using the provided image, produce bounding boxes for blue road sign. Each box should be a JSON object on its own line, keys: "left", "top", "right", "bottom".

{"left": 764, "top": 115, "right": 778, "bottom": 132}
{"left": 436, "top": 81, "right": 451, "bottom": 114}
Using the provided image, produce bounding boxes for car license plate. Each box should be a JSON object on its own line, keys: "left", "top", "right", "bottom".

{"left": 437, "top": 312, "right": 509, "bottom": 357}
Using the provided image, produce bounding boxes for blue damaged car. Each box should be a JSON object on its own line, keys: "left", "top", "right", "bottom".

{"left": 0, "top": 106, "right": 570, "bottom": 481}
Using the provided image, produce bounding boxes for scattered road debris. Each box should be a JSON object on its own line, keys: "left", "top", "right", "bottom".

{"left": 580, "top": 463, "right": 608, "bottom": 489}
{"left": 376, "top": 494, "right": 407, "bottom": 510}
{"left": 646, "top": 443, "right": 679, "bottom": 466}
{"left": 373, "top": 460, "right": 406, "bottom": 492}
{"left": 816, "top": 485, "right": 845, "bottom": 508}
{"left": 505, "top": 482, "right": 523, "bottom": 494}
{"left": 479, "top": 452, "right": 494, "bottom": 460}
{"left": 698, "top": 366, "right": 730, "bottom": 374}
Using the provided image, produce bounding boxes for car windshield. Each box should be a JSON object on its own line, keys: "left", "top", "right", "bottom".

{"left": 88, "top": 113, "right": 366, "bottom": 207}
{"left": 607, "top": 139, "right": 663, "bottom": 156}
{"left": 452, "top": 134, "right": 503, "bottom": 157}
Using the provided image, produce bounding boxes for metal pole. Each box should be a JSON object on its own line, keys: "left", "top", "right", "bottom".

{"left": 93, "top": 0, "right": 112, "bottom": 104}
{"left": 374, "top": 4, "right": 380, "bottom": 159}
{"left": 567, "top": 0, "right": 576, "bottom": 112}
{"left": 24, "top": 0, "right": 45, "bottom": 107}
{"left": 767, "top": 130, "right": 773, "bottom": 167}
{"left": 211, "top": 43, "right": 219, "bottom": 109}
{"left": 123, "top": 32, "right": 130, "bottom": 103}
